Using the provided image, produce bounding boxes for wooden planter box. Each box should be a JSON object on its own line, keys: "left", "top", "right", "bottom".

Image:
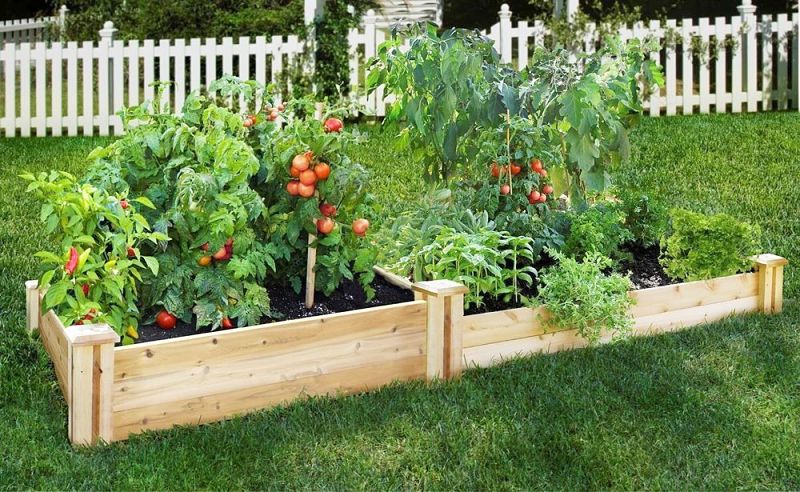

{"left": 28, "top": 255, "right": 786, "bottom": 445}
{"left": 451, "top": 254, "right": 788, "bottom": 376}
{"left": 26, "top": 276, "right": 467, "bottom": 445}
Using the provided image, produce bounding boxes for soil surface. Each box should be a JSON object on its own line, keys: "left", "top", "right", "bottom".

{"left": 464, "top": 243, "right": 676, "bottom": 316}
{"left": 136, "top": 275, "right": 414, "bottom": 344}
{"left": 136, "top": 245, "right": 676, "bottom": 343}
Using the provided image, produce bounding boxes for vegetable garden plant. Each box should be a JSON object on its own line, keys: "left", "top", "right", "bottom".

{"left": 26, "top": 78, "right": 377, "bottom": 344}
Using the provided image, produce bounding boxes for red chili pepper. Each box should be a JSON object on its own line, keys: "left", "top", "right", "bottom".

{"left": 65, "top": 247, "right": 78, "bottom": 276}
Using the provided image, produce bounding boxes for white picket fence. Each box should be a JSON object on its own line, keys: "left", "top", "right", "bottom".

{"left": 0, "top": 24, "right": 303, "bottom": 137}
{"left": 1, "top": 3, "right": 799, "bottom": 136}
{"left": 0, "top": 6, "right": 66, "bottom": 47}
{"left": 480, "top": 4, "right": 800, "bottom": 116}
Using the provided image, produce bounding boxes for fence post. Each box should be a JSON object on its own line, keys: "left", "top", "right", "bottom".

{"left": 413, "top": 280, "right": 469, "bottom": 380}
{"left": 98, "top": 21, "right": 116, "bottom": 136}
{"left": 25, "top": 280, "right": 40, "bottom": 333}
{"left": 65, "top": 323, "right": 119, "bottom": 445}
{"left": 498, "top": 4, "right": 512, "bottom": 64}
{"left": 753, "top": 254, "right": 789, "bottom": 314}
{"left": 737, "top": 0, "right": 758, "bottom": 111}
{"left": 58, "top": 5, "right": 68, "bottom": 41}
{"left": 304, "top": 0, "right": 325, "bottom": 83}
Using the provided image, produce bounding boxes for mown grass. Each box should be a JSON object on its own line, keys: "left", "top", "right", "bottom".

{"left": 2, "top": 113, "right": 800, "bottom": 489}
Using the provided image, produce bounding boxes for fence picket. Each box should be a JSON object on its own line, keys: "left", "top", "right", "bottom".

{"left": 777, "top": 13, "right": 790, "bottom": 109}
{"left": 698, "top": 17, "right": 711, "bottom": 113}
{"left": 81, "top": 41, "right": 93, "bottom": 135}
{"left": 715, "top": 17, "right": 728, "bottom": 112}
{"left": 19, "top": 42, "right": 31, "bottom": 137}
{"left": 665, "top": 19, "right": 677, "bottom": 115}
{"left": 4, "top": 43, "right": 16, "bottom": 137}
{"left": 158, "top": 39, "right": 170, "bottom": 112}
{"left": 66, "top": 41, "right": 77, "bottom": 136}
{"left": 128, "top": 40, "right": 140, "bottom": 109}
{"left": 731, "top": 16, "right": 744, "bottom": 112}
{"left": 681, "top": 18, "right": 694, "bottom": 115}
{"left": 761, "top": 16, "right": 773, "bottom": 110}
{"left": 51, "top": 41, "right": 62, "bottom": 136}
{"left": 649, "top": 20, "right": 661, "bottom": 116}
{"left": 174, "top": 38, "right": 187, "bottom": 113}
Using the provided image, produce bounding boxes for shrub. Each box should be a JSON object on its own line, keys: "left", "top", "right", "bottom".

{"left": 563, "top": 203, "right": 633, "bottom": 264}
{"left": 660, "top": 209, "right": 762, "bottom": 281}
{"left": 536, "top": 251, "right": 634, "bottom": 344}
{"left": 615, "top": 190, "right": 668, "bottom": 247}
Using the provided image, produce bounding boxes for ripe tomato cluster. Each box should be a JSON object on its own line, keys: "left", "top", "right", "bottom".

{"left": 489, "top": 158, "right": 555, "bottom": 204}
{"left": 286, "top": 151, "right": 330, "bottom": 198}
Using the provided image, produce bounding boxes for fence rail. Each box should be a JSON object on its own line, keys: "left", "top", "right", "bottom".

{"left": 1, "top": 3, "right": 798, "bottom": 137}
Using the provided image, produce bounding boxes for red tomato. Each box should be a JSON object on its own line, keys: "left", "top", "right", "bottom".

{"left": 292, "top": 153, "right": 311, "bottom": 172}
{"left": 120, "top": 199, "right": 129, "bottom": 210}
{"left": 531, "top": 159, "right": 543, "bottom": 172}
{"left": 537, "top": 194, "right": 547, "bottom": 203}
{"left": 287, "top": 180, "right": 300, "bottom": 196}
{"left": 277, "top": 102, "right": 286, "bottom": 112}
{"left": 221, "top": 317, "right": 234, "bottom": 330}
{"left": 290, "top": 166, "right": 301, "bottom": 178}
{"left": 528, "top": 190, "right": 541, "bottom": 204}
{"left": 542, "top": 184, "right": 554, "bottom": 195}
{"left": 316, "top": 217, "right": 336, "bottom": 235}
{"left": 323, "top": 117, "right": 343, "bottom": 133}
{"left": 314, "top": 162, "right": 331, "bottom": 180}
{"left": 200, "top": 242, "right": 209, "bottom": 251}
{"left": 539, "top": 169, "right": 548, "bottom": 178}
{"left": 500, "top": 184, "right": 511, "bottom": 195}
{"left": 213, "top": 246, "right": 229, "bottom": 261}
{"left": 510, "top": 163, "right": 521, "bottom": 175}
{"left": 298, "top": 182, "right": 316, "bottom": 198}
{"left": 491, "top": 163, "right": 500, "bottom": 178}
{"left": 300, "top": 169, "right": 318, "bottom": 186}
{"left": 352, "top": 218, "right": 370, "bottom": 237}
{"left": 156, "top": 310, "right": 177, "bottom": 330}
{"left": 243, "top": 116, "right": 254, "bottom": 128}
{"left": 319, "top": 203, "right": 337, "bottom": 217}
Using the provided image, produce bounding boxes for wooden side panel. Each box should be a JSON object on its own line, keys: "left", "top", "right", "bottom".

{"left": 464, "top": 296, "right": 760, "bottom": 369}
{"left": 463, "top": 307, "right": 549, "bottom": 349}
{"left": 111, "top": 301, "right": 428, "bottom": 438}
{"left": 39, "top": 309, "right": 71, "bottom": 400}
{"left": 112, "top": 356, "right": 424, "bottom": 441}
{"left": 630, "top": 272, "right": 758, "bottom": 318}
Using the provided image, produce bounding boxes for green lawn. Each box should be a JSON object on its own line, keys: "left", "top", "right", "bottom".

{"left": 2, "top": 112, "right": 800, "bottom": 489}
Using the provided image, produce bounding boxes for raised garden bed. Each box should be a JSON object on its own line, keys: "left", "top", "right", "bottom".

{"left": 453, "top": 254, "right": 788, "bottom": 376}
{"left": 27, "top": 256, "right": 786, "bottom": 445}
{"left": 26, "top": 273, "right": 467, "bottom": 445}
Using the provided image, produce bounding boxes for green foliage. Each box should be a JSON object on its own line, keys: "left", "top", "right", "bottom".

{"left": 55, "top": 0, "right": 304, "bottom": 41}
{"left": 19, "top": 171, "right": 166, "bottom": 343}
{"left": 393, "top": 226, "right": 537, "bottom": 309}
{"left": 536, "top": 251, "right": 634, "bottom": 344}
{"left": 371, "top": 24, "right": 662, "bottom": 203}
{"left": 660, "top": 209, "right": 761, "bottom": 282}
{"left": 314, "top": 0, "right": 375, "bottom": 99}
{"left": 369, "top": 24, "right": 500, "bottom": 182}
{"left": 615, "top": 189, "right": 668, "bottom": 247}
{"left": 563, "top": 203, "right": 633, "bottom": 264}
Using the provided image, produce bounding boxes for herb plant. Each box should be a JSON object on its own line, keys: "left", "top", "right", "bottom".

{"left": 536, "top": 251, "right": 634, "bottom": 344}
{"left": 660, "top": 209, "right": 761, "bottom": 281}
{"left": 563, "top": 203, "right": 633, "bottom": 265}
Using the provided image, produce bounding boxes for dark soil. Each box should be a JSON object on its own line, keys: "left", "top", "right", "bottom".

{"left": 464, "top": 243, "right": 675, "bottom": 316}
{"left": 619, "top": 243, "right": 676, "bottom": 290}
{"left": 136, "top": 275, "right": 414, "bottom": 344}
{"left": 136, "top": 245, "right": 676, "bottom": 343}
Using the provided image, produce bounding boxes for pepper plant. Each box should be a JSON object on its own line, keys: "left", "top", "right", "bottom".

{"left": 21, "top": 171, "right": 167, "bottom": 344}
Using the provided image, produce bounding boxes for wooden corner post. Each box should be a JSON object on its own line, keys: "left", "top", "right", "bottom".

{"left": 753, "top": 254, "right": 789, "bottom": 314}
{"left": 412, "top": 280, "right": 468, "bottom": 380}
{"left": 25, "top": 280, "right": 40, "bottom": 333}
{"left": 64, "top": 324, "right": 119, "bottom": 445}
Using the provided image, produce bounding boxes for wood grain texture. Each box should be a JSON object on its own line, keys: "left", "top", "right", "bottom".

{"left": 113, "top": 302, "right": 428, "bottom": 412}
{"left": 112, "top": 356, "right": 425, "bottom": 441}
{"left": 39, "top": 309, "right": 70, "bottom": 400}
{"left": 464, "top": 296, "right": 760, "bottom": 369}
{"left": 114, "top": 301, "right": 426, "bottom": 381}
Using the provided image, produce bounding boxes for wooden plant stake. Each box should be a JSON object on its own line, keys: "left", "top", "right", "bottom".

{"left": 305, "top": 232, "right": 317, "bottom": 308}
{"left": 304, "top": 102, "right": 327, "bottom": 308}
